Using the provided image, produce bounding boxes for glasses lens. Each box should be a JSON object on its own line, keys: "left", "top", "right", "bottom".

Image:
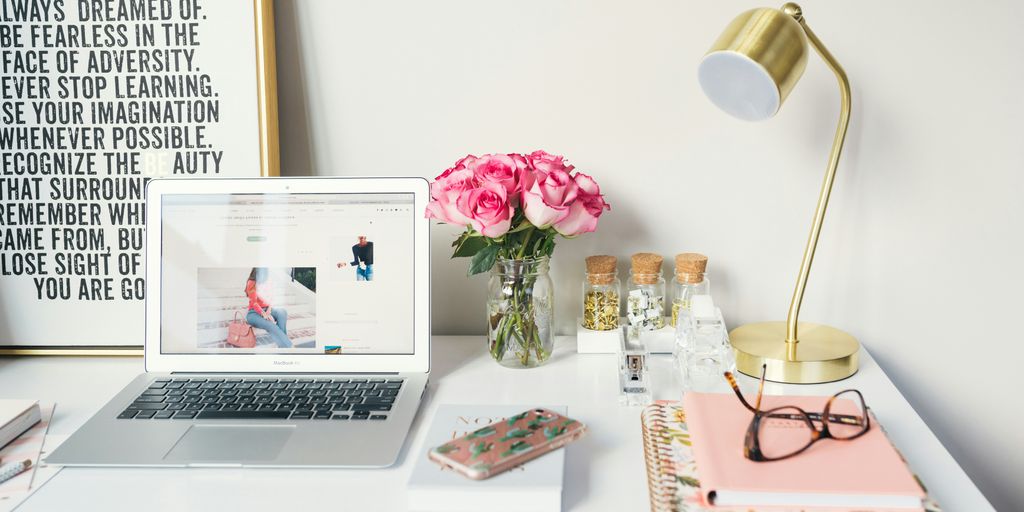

{"left": 827, "top": 390, "right": 869, "bottom": 439}
{"left": 757, "top": 406, "right": 815, "bottom": 460}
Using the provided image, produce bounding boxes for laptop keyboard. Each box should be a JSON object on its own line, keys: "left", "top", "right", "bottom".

{"left": 117, "top": 377, "right": 403, "bottom": 421}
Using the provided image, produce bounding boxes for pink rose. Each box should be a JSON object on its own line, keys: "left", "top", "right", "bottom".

{"left": 522, "top": 150, "right": 574, "bottom": 195}
{"left": 522, "top": 169, "right": 579, "bottom": 228}
{"left": 553, "top": 173, "right": 610, "bottom": 236}
{"left": 528, "top": 150, "right": 574, "bottom": 175}
{"left": 451, "top": 154, "right": 478, "bottom": 170}
{"left": 425, "top": 157, "right": 479, "bottom": 226}
{"left": 572, "top": 172, "right": 600, "bottom": 196}
{"left": 456, "top": 182, "right": 513, "bottom": 237}
{"left": 469, "top": 154, "right": 521, "bottom": 201}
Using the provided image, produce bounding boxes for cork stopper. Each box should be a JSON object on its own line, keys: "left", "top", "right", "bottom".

{"left": 630, "top": 253, "right": 663, "bottom": 284}
{"left": 585, "top": 255, "right": 617, "bottom": 285}
{"left": 675, "top": 253, "right": 708, "bottom": 284}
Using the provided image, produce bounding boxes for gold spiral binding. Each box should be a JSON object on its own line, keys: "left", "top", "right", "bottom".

{"left": 641, "top": 403, "right": 681, "bottom": 512}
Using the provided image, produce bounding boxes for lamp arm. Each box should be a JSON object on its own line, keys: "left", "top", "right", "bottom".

{"left": 784, "top": 12, "right": 852, "bottom": 346}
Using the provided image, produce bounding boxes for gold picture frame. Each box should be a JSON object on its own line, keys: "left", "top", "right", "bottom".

{"left": 0, "top": 0, "right": 280, "bottom": 356}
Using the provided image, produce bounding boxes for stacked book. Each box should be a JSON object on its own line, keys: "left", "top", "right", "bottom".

{"left": 641, "top": 395, "right": 940, "bottom": 511}
{"left": 407, "top": 404, "right": 567, "bottom": 512}
{"left": 0, "top": 400, "right": 40, "bottom": 449}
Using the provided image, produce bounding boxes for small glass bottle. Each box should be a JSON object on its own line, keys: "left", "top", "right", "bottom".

{"left": 670, "top": 253, "right": 710, "bottom": 327}
{"left": 581, "top": 255, "right": 620, "bottom": 331}
{"left": 626, "top": 253, "right": 665, "bottom": 339}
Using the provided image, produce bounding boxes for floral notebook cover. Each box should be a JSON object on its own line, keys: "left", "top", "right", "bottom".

{"left": 640, "top": 400, "right": 942, "bottom": 512}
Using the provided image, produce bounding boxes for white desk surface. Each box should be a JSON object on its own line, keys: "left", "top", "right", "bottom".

{"left": 1, "top": 336, "right": 993, "bottom": 511}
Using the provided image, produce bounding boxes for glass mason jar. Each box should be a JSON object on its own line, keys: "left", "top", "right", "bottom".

{"left": 487, "top": 257, "right": 554, "bottom": 368}
{"left": 670, "top": 272, "right": 710, "bottom": 327}
{"left": 626, "top": 270, "right": 665, "bottom": 339}
{"left": 581, "top": 271, "right": 620, "bottom": 331}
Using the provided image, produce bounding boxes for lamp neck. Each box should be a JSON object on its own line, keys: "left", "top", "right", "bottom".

{"left": 784, "top": 11, "right": 852, "bottom": 346}
{"left": 782, "top": 2, "right": 804, "bottom": 22}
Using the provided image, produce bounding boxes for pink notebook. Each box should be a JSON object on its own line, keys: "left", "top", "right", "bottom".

{"left": 683, "top": 392, "right": 926, "bottom": 510}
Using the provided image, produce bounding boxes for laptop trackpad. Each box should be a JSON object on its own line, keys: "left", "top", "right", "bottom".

{"left": 164, "top": 425, "right": 293, "bottom": 463}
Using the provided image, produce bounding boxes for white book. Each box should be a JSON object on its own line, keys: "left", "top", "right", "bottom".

{"left": 0, "top": 400, "right": 41, "bottom": 450}
{"left": 407, "top": 404, "right": 567, "bottom": 512}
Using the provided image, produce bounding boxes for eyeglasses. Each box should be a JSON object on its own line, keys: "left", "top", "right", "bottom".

{"left": 724, "top": 365, "right": 871, "bottom": 462}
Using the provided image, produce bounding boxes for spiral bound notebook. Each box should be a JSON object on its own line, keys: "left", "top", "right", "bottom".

{"left": 640, "top": 401, "right": 942, "bottom": 512}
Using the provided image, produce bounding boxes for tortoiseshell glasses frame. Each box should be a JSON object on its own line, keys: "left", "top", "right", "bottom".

{"left": 723, "top": 364, "right": 872, "bottom": 462}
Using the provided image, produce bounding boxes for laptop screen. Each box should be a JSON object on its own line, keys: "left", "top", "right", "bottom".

{"left": 159, "top": 192, "right": 416, "bottom": 355}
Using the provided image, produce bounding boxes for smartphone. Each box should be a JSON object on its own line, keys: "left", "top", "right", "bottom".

{"left": 427, "top": 408, "right": 587, "bottom": 480}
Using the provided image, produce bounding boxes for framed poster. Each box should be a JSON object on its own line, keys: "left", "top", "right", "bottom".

{"left": 0, "top": 0, "right": 280, "bottom": 354}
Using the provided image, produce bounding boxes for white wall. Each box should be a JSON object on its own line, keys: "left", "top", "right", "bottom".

{"left": 274, "top": 1, "right": 1022, "bottom": 508}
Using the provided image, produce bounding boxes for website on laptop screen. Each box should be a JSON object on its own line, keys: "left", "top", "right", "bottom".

{"left": 160, "top": 193, "right": 415, "bottom": 355}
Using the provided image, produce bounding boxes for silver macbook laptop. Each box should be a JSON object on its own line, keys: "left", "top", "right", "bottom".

{"left": 47, "top": 177, "right": 431, "bottom": 468}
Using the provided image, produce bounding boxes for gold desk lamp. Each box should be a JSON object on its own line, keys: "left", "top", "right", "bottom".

{"left": 698, "top": 3, "right": 858, "bottom": 383}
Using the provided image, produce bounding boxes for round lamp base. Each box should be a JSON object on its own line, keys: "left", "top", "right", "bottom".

{"left": 729, "top": 321, "right": 859, "bottom": 384}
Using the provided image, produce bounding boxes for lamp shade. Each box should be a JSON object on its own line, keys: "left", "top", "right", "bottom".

{"left": 698, "top": 7, "right": 808, "bottom": 121}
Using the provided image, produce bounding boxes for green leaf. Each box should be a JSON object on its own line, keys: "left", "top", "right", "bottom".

{"left": 469, "top": 244, "right": 501, "bottom": 275}
{"left": 506, "top": 412, "right": 529, "bottom": 426}
{"left": 466, "top": 425, "right": 497, "bottom": 439}
{"left": 542, "top": 237, "right": 557, "bottom": 258}
{"left": 499, "top": 441, "right": 533, "bottom": 458}
{"left": 452, "top": 234, "right": 488, "bottom": 258}
{"left": 677, "top": 475, "right": 701, "bottom": 488}
{"left": 433, "top": 443, "right": 459, "bottom": 454}
{"left": 543, "top": 425, "right": 567, "bottom": 440}
{"left": 498, "top": 428, "right": 534, "bottom": 442}
{"left": 470, "top": 442, "right": 493, "bottom": 459}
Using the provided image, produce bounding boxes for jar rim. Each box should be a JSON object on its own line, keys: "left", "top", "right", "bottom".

{"left": 675, "top": 271, "right": 706, "bottom": 280}
{"left": 495, "top": 256, "right": 550, "bottom": 264}
{"left": 493, "top": 256, "right": 550, "bottom": 275}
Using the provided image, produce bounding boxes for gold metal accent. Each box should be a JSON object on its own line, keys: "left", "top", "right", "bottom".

{"left": 709, "top": 3, "right": 860, "bottom": 383}
{"left": 705, "top": 6, "right": 808, "bottom": 112}
{"left": 731, "top": 322, "right": 859, "bottom": 383}
{"left": 254, "top": 0, "right": 281, "bottom": 177}
{"left": 582, "top": 290, "right": 620, "bottom": 331}
{"left": 2, "top": 1, "right": 279, "bottom": 357}
{"left": 782, "top": 9, "right": 851, "bottom": 348}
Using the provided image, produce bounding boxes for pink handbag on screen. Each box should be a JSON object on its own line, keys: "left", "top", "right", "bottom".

{"left": 226, "top": 311, "right": 257, "bottom": 348}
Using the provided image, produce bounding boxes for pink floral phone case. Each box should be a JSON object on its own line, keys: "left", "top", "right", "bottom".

{"left": 427, "top": 408, "right": 587, "bottom": 480}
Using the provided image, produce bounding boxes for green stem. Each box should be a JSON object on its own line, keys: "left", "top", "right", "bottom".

{"left": 489, "top": 255, "right": 550, "bottom": 367}
{"left": 532, "top": 231, "right": 546, "bottom": 257}
{"left": 517, "top": 228, "right": 535, "bottom": 260}
{"left": 532, "top": 324, "right": 546, "bottom": 361}
{"left": 490, "top": 314, "right": 508, "bottom": 361}
{"left": 510, "top": 278, "right": 528, "bottom": 365}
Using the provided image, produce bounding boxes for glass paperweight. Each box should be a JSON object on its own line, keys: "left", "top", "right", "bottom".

{"left": 674, "top": 295, "right": 734, "bottom": 393}
{"left": 619, "top": 327, "right": 652, "bottom": 406}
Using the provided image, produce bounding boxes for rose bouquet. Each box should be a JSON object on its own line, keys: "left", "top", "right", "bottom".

{"left": 426, "top": 150, "right": 610, "bottom": 367}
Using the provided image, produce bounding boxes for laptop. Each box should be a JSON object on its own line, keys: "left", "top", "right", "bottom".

{"left": 46, "top": 177, "right": 431, "bottom": 468}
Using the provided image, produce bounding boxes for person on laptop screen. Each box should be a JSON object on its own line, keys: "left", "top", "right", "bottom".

{"left": 245, "top": 267, "right": 292, "bottom": 348}
{"left": 337, "top": 236, "right": 374, "bottom": 281}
